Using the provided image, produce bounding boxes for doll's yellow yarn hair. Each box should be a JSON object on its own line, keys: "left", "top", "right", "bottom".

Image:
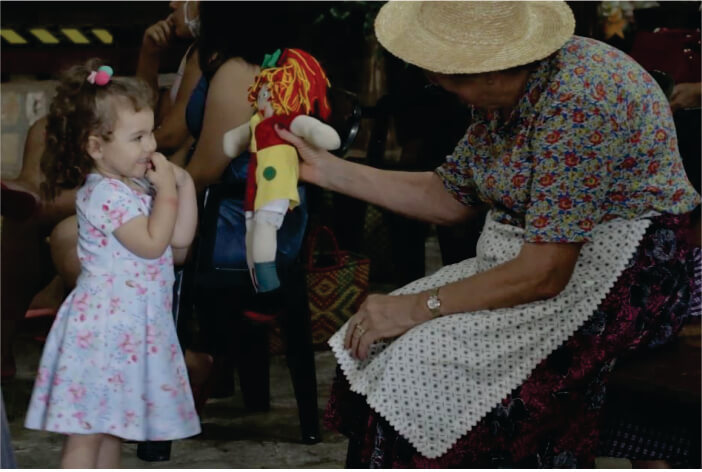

{"left": 249, "top": 49, "right": 331, "bottom": 120}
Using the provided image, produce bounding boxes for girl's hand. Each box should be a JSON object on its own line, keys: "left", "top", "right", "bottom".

{"left": 142, "top": 17, "right": 174, "bottom": 54}
{"left": 146, "top": 153, "right": 176, "bottom": 192}
{"left": 274, "top": 124, "right": 333, "bottom": 187}
{"left": 343, "top": 292, "right": 434, "bottom": 360}
{"left": 169, "top": 162, "right": 190, "bottom": 188}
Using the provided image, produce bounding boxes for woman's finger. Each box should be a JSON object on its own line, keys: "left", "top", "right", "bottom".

{"left": 350, "top": 325, "right": 366, "bottom": 359}
{"left": 357, "top": 333, "right": 374, "bottom": 360}
{"left": 274, "top": 124, "right": 308, "bottom": 149}
{"left": 343, "top": 319, "right": 356, "bottom": 350}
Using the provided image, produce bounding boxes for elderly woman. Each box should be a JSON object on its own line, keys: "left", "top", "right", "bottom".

{"left": 276, "top": 1, "right": 701, "bottom": 467}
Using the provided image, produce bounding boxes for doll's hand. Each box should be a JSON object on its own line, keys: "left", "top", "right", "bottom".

{"left": 275, "top": 124, "right": 332, "bottom": 187}
{"left": 146, "top": 153, "right": 177, "bottom": 193}
{"left": 142, "top": 16, "right": 175, "bottom": 54}
{"left": 289, "top": 115, "right": 341, "bottom": 150}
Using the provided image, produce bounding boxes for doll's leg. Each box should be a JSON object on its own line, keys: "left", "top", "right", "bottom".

{"left": 251, "top": 200, "right": 288, "bottom": 292}
{"left": 60, "top": 434, "right": 102, "bottom": 468}
{"left": 95, "top": 434, "right": 122, "bottom": 468}
{"left": 251, "top": 218, "right": 281, "bottom": 292}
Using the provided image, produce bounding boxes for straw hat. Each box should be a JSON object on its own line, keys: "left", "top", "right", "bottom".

{"left": 374, "top": 1, "right": 575, "bottom": 75}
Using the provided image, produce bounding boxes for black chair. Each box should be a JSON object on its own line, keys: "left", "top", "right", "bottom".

{"left": 181, "top": 87, "right": 362, "bottom": 445}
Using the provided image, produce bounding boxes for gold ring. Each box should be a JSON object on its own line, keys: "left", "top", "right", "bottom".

{"left": 355, "top": 324, "right": 367, "bottom": 336}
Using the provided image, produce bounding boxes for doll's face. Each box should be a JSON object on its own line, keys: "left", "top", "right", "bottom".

{"left": 256, "top": 84, "right": 275, "bottom": 118}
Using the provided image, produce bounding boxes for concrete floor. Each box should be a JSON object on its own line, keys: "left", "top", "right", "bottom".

{"left": 3, "top": 329, "right": 644, "bottom": 470}
{"left": 3, "top": 332, "right": 348, "bottom": 468}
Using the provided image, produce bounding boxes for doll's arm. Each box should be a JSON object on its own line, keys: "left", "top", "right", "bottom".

{"left": 222, "top": 123, "right": 251, "bottom": 158}
{"left": 290, "top": 115, "right": 341, "bottom": 150}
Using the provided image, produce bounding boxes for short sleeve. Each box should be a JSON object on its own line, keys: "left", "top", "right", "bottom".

{"left": 84, "top": 179, "right": 145, "bottom": 235}
{"left": 434, "top": 131, "right": 482, "bottom": 206}
{"left": 525, "top": 92, "right": 616, "bottom": 243}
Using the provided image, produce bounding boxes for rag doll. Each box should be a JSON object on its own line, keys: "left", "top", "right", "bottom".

{"left": 223, "top": 48, "right": 340, "bottom": 292}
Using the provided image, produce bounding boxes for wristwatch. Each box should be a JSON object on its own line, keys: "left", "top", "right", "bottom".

{"left": 426, "top": 287, "right": 442, "bottom": 318}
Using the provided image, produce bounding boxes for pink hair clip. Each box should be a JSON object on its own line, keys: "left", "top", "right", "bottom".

{"left": 86, "top": 65, "right": 113, "bottom": 86}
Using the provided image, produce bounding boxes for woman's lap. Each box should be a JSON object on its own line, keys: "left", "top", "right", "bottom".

{"left": 324, "top": 212, "right": 699, "bottom": 468}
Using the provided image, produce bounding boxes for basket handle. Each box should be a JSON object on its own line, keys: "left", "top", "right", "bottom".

{"left": 306, "top": 225, "right": 344, "bottom": 270}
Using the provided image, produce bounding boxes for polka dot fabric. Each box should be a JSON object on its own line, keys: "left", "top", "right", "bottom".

{"left": 328, "top": 211, "right": 653, "bottom": 459}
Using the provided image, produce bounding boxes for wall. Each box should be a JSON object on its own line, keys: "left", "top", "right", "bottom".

{"left": 1, "top": 74, "right": 176, "bottom": 180}
{"left": 1, "top": 80, "right": 57, "bottom": 179}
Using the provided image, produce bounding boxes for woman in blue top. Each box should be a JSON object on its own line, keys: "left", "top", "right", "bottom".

{"left": 177, "top": 2, "right": 311, "bottom": 409}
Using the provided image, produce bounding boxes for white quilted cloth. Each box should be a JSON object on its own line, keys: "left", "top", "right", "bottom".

{"left": 328, "top": 212, "right": 652, "bottom": 459}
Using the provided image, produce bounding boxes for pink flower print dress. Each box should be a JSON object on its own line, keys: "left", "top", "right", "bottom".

{"left": 25, "top": 174, "right": 201, "bottom": 441}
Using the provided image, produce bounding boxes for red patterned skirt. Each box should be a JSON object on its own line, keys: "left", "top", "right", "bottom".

{"left": 324, "top": 212, "right": 700, "bottom": 468}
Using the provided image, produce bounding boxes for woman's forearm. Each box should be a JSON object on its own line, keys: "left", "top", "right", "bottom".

{"left": 319, "top": 155, "right": 477, "bottom": 225}
{"left": 434, "top": 242, "right": 583, "bottom": 316}
{"left": 136, "top": 49, "right": 161, "bottom": 99}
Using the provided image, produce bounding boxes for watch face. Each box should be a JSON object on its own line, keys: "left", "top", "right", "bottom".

{"left": 427, "top": 296, "right": 441, "bottom": 310}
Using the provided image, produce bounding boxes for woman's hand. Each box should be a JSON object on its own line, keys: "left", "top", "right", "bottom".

{"left": 142, "top": 17, "right": 175, "bottom": 54}
{"left": 274, "top": 124, "right": 333, "bottom": 187}
{"left": 344, "top": 292, "right": 433, "bottom": 360}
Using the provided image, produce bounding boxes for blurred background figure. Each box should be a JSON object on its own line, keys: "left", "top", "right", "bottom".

{"left": 0, "top": 1, "right": 201, "bottom": 383}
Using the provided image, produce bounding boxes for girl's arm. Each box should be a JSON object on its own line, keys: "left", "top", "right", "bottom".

{"left": 185, "top": 58, "right": 258, "bottom": 194}
{"left": 170, "top": 164, "right": 198, "bottom": 250}
{"left": 114, "top": 154, "right": 178, "bottom": 259}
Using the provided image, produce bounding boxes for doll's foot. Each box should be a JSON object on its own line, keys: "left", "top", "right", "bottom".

{"left": 253, "top": 262, "right": 280, "bottom": 293}
{"left": 1, "top": 181, "right": 40, "bottom": 220}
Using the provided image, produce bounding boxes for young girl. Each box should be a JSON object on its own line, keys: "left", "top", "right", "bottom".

{"left": 24, "top": 59, "right": 200, "bottom": 468}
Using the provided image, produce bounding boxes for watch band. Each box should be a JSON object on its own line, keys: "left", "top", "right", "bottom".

{"left": 427, "top": 287, "right": 442, "bottom": 318}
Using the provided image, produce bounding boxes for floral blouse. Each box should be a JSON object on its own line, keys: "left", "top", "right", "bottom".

{"left": 436, "top": 35, "right": 700, "bottom": 242}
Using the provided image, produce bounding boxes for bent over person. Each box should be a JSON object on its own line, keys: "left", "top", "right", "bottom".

{"left": 275, "top": 1, "right": 701, "bottom": 467}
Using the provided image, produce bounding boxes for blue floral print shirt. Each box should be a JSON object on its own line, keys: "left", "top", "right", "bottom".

{"left": 436, "top": 36, "right": 700, "bottom": 242}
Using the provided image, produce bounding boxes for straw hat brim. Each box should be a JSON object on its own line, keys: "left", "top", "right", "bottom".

{"left": 375, "top": 1, "right": 575, "bottom": 75}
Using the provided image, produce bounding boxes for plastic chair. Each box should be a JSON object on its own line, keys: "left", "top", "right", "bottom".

{"left": 179, "top": 88, "right": 362, "bottom": 445}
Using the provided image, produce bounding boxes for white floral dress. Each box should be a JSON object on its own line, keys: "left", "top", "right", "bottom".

{"left": 25, "top": 174, "right": 201, "bottom": 441}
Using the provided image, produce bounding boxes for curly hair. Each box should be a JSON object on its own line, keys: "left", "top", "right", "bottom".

{"left": 40, "top": 58, "right": 155, "bottom": 200}
{"left": 248, "top": 49, "right": 332, "bottom": 121}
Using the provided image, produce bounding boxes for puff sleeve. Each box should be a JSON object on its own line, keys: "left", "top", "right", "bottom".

{"left": 84, "top": 179, "right": 145, "bottom": 235}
